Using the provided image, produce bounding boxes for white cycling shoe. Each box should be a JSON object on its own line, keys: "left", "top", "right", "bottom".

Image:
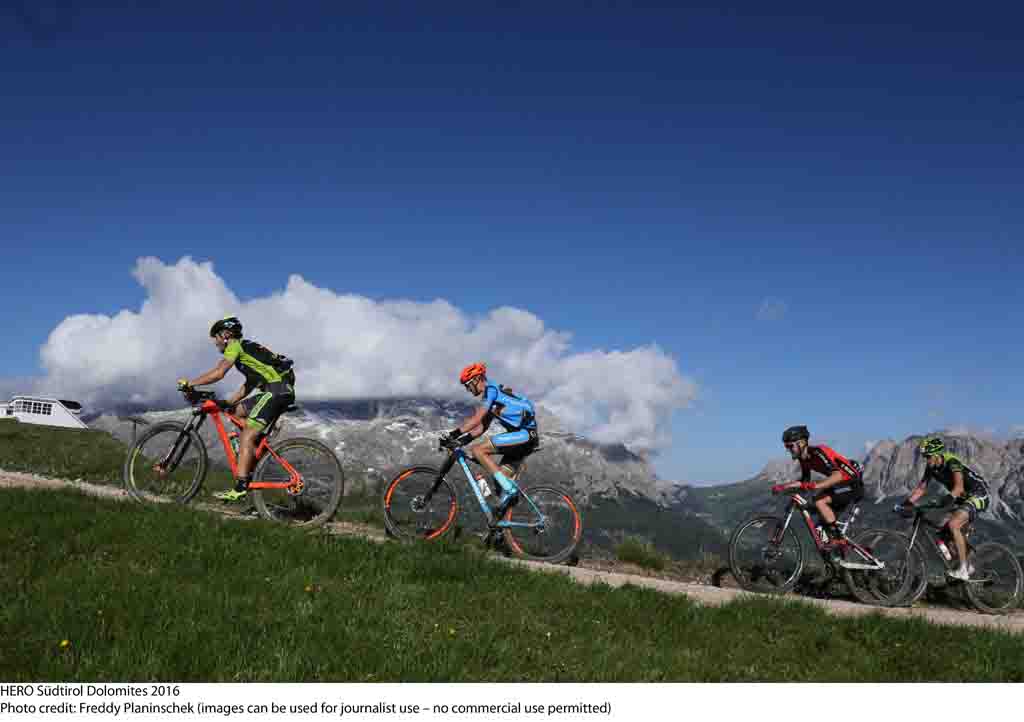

{"left": 947, "top": 564, "right": 975, "bottom": 582}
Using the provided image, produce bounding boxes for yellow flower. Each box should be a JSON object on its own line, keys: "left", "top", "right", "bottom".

{"left": 305, "top": 585, "right": 313, "bottom": 593}
{"left": 448, "top": 627, "right": 456, "bottom": 636}
{"left": 59, "top": 640, "right": 71, "bottom": 649}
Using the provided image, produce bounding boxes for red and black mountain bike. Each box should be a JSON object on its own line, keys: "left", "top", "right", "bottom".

{"left": 728, "top": 483, "right": 921, "bottom": 606}
{"left": 123, "top": 388, "right": 344, "bottom": 527}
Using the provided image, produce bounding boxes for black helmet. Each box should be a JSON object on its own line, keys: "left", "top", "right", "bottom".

{"left": 210, "top": 316, "right": 243, "bottom": 338}
{"left": 782, "top": 425, "right": 810, "bottom": 444}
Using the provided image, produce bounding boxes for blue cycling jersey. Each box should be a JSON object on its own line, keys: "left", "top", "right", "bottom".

{"left": 483, "top": 383, "right": 537, "bottom": 431}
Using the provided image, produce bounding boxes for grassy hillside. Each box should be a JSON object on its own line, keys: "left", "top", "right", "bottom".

{"left": 0, "top": 422, "right": 725, "bottom": 560}
{"left": 0, "top": 422, "right": 126, "bottom": 483}
{"left": 2, "top": 487, "right": 1022, "bottom": 682}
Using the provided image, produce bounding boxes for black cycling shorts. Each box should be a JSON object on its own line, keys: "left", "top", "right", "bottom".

{"left": 240, "top": 379, "right": 295, "bottom": 432}
{"left": 954, "top": 494, "right": 989, "bottom": 523}
{"left": 814, "top": 478, "right": 864, "bottom": 513}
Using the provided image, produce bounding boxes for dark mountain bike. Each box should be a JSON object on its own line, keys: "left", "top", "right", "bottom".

{"left": 890, "top": 500, "right": 1023, "bottom": 614}
{"left": 123, "top": 388, "right": 344, "bottom": 527}
{"left": 728, "top": 483, "right": 921, "bottom": 606}
{"left": 382, "top": 439, "right": 583, "bottom": 564}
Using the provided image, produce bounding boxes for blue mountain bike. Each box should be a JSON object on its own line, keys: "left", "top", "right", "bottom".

{"left": 382, "top": 439, "right": 583, "bottom": 564}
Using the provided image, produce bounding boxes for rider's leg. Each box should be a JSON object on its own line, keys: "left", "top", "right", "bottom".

{"left": 816, "top": 481, "right": 861, "bottom": 542}
{"left": 469, "top": 439, "right": 515, "bottom": 493}
{"left": 947, "top": 509, "right": 972, "bottom": 578}
{"left": 216, "top": 392, "right": 279, "bottom": 501}
{"left": 236, "top": 425, "right": 262, "bottom": 480}
{"left": 814, "top": 495, "right": 841, "bottom": 538}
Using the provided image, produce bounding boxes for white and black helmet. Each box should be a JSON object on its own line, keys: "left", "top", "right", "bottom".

{"left": 210, "top": 316, "right": 243, "bottom": 338}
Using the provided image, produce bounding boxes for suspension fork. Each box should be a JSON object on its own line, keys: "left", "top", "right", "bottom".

{"left": 158, "top": 414, "right": 204, "bottom": 471}
{"left": 771, "top": 505, "right": 797, "bottom": 544}
{"left": 423, "top": 451, "right": 457, "bottom": 504}
{"left": 907, "top": 516, "right": 922, "bottom": 550}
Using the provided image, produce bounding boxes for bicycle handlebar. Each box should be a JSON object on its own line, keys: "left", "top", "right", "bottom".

{"left": 182, "top": 388, "right": 218, "bottom": 405}
{"left": 771, "top": 482, "right": 815, "bottom": 495}
{"left": 893, "top": 499, "right": 954, "bottom": 515}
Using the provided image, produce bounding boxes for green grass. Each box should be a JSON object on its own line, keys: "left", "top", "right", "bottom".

{"left": 0, "top": 422, "right": 125, "bottom": 483}
{"left": 2, "top": 487, "right": 1022, "bottom": 682}
{"left": 615, "top": 537, "right": 668, "bottom": 571}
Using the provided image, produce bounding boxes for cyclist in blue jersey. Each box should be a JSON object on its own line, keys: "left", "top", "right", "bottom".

{"left": 441, "top": 362, "right": 539, "bottom": 517}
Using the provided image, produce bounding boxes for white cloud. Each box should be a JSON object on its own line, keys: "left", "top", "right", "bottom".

{"left": 30, "top": 257, "right": 697, "bottom": 453}
{"left": 756, "top": 297, "right": 787, "bottom": 321}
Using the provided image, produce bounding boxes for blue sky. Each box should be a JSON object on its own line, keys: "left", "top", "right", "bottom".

{"left": 3, "top": 1, "right": 1022, "bottom": 482}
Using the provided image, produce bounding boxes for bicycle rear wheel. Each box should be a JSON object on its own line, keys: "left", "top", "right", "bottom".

{"left": 123, "top": 422, "right": 207, "bottom": 504}
{"left": 382, "top": 466, "right": 459, "bottom": 541}
{"left": 250, "top": 438, "right": 344, "bottom": 527}
{"left": 844, "top": 529, "right": 919, "bottom": 607}
{"left": 728, "top": 515, "right": 803, "bottom": 593}
{"left": 964, "top": 542, "right": 1023, "bottom": 615}
{"left": 501, "top": 485, "right": 582, "bottom": 565}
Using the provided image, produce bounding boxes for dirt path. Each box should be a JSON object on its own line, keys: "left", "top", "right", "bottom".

{"left": 4, "top": 469, "right": 1022, "bottom": 635}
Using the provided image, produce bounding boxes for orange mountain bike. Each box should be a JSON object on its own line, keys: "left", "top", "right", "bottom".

{"left": 123, "top": 389, "right": 344, "bottom": 527}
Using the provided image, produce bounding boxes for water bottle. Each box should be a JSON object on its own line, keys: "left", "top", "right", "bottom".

{"left": 229, "top": 432, "right": 240, "bottom": 457}
{"left": 815, "top": 526, "right": 829, "bottom": 544}
{"left": 476, "top": 474, "right": 491, "bottom": 498}
{"left": 936, "top": 539, "right": 953, "bottom": 562}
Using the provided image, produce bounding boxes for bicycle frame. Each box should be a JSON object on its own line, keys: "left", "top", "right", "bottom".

{"left": 161, "top": 398, "right": 303, "bottom": 493}
{"left": 905, "top": 506, "right": 973, "bottom": 571}
{"left": 431, "top": 447, "right": 548, "bottom": 531}
{"left": 773, "top": 493, "right": 884, "bottom": 571}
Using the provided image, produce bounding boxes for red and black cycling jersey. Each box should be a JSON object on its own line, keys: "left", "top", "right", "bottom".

{"left": 799, "top": 445, "right": 862, "bottom": 483}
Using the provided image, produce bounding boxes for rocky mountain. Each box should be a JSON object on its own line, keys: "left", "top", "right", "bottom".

{"left": 677, "top": 432, "right": 1024, "bottom": 549}
{"left": 89, "top": 398, "right": 728, "bottom": 559}
{"left": 93, "top": 399, "right": 1023, "bottom": 555}
{"left": 91, "top": 399, "right": 664, "bottom": 500}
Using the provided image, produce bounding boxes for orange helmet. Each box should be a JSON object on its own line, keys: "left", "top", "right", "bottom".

{"left": 459, "top": 362, "right": 487, "bottom": 384}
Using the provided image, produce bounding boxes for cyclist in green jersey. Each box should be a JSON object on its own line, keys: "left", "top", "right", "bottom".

{"left": 898, "top": 437, "right": 991, "bottom": 581}
{"left": 177, "top": 316, "right": 295, "bottom": 502}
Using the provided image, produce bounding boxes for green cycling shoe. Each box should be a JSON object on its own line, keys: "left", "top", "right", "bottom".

{"left": 213, "top": 488, "right": 249, "bottom": 503}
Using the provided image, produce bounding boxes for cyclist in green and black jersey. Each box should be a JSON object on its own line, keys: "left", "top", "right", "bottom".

{"left": 178, "top": 316, "right": 295, "bottom": 502}
{"left": 898, "top": 437, "right": 990, "bottom": 581}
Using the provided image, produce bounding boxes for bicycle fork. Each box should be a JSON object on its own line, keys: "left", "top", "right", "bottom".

{"left": 156, "top": 417, "right": 203, "bottom": 474}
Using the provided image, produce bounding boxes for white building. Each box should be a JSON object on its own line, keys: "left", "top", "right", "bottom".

{"left": 3, "top": 396, "right": 89, "bottom": 429}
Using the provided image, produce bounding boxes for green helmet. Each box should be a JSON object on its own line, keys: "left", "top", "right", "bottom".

{"left": 918, "top": 437, "right": 945, "bottom": 457}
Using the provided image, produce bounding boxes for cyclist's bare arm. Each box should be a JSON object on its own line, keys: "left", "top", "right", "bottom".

{"left": 456, "top": 407, "right": 492, "bottom": 437}
{"left": 906, "top": 480, "right": 928, "bottom": 504}
{"left": 949, "top": 470, "right": 966, "bottom": 499}
{"left": 810, "top": 470, "right": 848, "bottom": 492}
{"left": 187, "top": 358, "right": 233, "bottom": 387}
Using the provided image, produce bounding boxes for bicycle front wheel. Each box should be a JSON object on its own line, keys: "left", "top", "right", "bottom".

{"left": 123, "top": 421, "right": 207, "bottom": 504}
{"left": 501, "top": 485, "right": 582, "bottom": 565}
{"left": 250, "top": 438, "right": 344, "bottom": 527}
{"left": 845, "top": 529, "right": 921, "bottom": 607}
{"left": 965, "top": 542, "right": 1023, "bottom": 615}
{"left": 382, "top": 466, "right": 459, "bottom": 541}
{"left": 728, "top": 515, "right": 804, "bottom": 593}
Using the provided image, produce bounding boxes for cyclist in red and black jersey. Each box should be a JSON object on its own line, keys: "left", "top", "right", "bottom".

{"left": 776, "top": 425, "right": 864, "bottom": 551}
